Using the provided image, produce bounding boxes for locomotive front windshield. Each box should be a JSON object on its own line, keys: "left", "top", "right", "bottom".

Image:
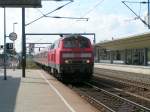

{"left": 63, "top": 36, "right": 90, "bottom": 48}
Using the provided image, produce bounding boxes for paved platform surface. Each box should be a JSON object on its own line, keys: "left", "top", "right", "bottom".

{"left": 0, "top": 69, "right": 99, "bottom": 112}
{"left": 95, "top": 63, "right": 150, "bottom": 75}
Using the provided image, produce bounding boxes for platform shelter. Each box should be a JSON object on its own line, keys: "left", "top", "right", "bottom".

{"left": 94, "top": 32, "right": 150, "bottom": 66}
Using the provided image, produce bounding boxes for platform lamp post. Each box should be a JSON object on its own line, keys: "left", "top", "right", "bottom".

{"left": 13, "top": 22, "right": 18, "bottom": 32}
{"left": 4, "top": 8, "right": 6, "bottom": 80}
{"left": 12, "top": 22, "right": 18, "bottom": 51}
{"left": 9, "top": 23, "right": 17, "bottom": 71}
{"left": 12, "top": 22, "right": 18, "bottom": 70}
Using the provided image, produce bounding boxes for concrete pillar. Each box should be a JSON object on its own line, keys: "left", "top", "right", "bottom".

{"left": 97, "top": 48, "right": 100, "bottom": 62}
{"left": 94, "top": 47, "right": 97, "bottom": 62}
{"left": 124, "top": 49, "right": 127, "bottom": 64}
{"left": 110, "top": 51, "right": 113, "bottom": 64}
{"left": 131, "top": 49, "right": 133, "bottom": 65}
{"left": 144, "top": 48, "right": 148, "bottom": 66}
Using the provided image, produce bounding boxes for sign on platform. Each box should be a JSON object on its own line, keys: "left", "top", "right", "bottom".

{"left": 6, "top": 43, "right": 13, "bottom": 49}
{"left": 9, "top": 32, "right": 17, "bottom": 41}
{"left": 0, "top": 0, "right": 41, "bottom": 7}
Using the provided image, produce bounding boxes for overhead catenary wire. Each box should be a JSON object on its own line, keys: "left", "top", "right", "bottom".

{"left": 25, "top": 1, "right": 73, "bottom": 26}
{"left": 36, "top": 8, "right": 88, "bottom": 21}
{"left": 45, "top": 15, "right": 89, "bottom": 21}
{"left": 68, "top": 0, "right": 103, "bottom": 31}
{"left": 122, "top": 1, "right": 150, "bottom": 28}
{"left": 122, "top": 0, "right": 147, "bottom": 18}
{"left": 122, "top": 0, "right": 148, "bottom": 24}
{"left": 81, "top": 0, "right": 105, "bottom": 17}
{"left": 122, "top": 1, "right": 148, "bottom": 4}
{"left": 124, "top": 0, "right": 142, "bottom": 22}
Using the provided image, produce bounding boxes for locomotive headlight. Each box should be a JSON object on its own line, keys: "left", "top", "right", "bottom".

{"left": 64, "top": 59, "right": 72, "bottom": 64}
{"left": 65, "top": 60, "right": 69, "bottom": 64}
{"left": 86, "top": 60, "right": 90, "bottom": 63}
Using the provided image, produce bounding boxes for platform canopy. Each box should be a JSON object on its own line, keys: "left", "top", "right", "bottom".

{"left": 0, "top": 0, "right": 42, "bottom": 7}
{"left": 0, "top": 0, "right": 72, "bottom": 7}
{"left": 95, "top": 32, "right": 150, "bottom": 50}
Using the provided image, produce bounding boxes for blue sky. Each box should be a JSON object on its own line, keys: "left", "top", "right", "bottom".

{"left": 0, "top": 0, "right": 149, "bottom": 52}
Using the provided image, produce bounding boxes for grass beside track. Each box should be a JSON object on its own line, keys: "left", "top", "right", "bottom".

{"left": 18, "top": 57, "right": 39, "bottom": 69}
{"left": 26, "top": 58, "right": 39, "bottom": 69}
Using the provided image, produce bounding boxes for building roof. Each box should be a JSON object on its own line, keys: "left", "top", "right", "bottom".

{"left": 95, "top": 32, "right": 150, "bottom": 50}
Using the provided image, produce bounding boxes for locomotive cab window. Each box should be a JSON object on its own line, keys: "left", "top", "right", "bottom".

{"left": 63, "top": 36, "right": 90, "bottom": 48}
{"left": 79, "top": 38, "right": 89, "bottom": 48}
{"left": 64, "top": 40, "right": 77, "bottom": 48}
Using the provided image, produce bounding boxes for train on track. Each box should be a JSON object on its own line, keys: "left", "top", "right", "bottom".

{"left": 34, "top": 34, "right": 94, "bottom": 82}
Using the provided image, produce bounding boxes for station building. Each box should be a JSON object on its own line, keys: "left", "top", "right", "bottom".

{"left": 94, "top": 32, "right": 150, "bottom": 66}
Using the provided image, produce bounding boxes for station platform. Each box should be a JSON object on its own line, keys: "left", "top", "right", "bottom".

{"left": 94, "top": 63, "right": 150, "bottom": 75}
{"left": 0, "top": 69, "right": 98, "bottom": 112}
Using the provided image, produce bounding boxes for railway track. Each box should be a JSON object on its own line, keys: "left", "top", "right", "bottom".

{"left": 94, "top": 68, "right": 150, "bottom": 90}
{"left": 93, "top": 72, "right": 150, "bottom": 101}
{"left": 93, "top": 77, "right": 150, "bottom": 101}
{"left": 94, "top": 72, "right": 150, "bottom": 90}
{"left": 70, "top": 81, "right": 150, "bottom": 112}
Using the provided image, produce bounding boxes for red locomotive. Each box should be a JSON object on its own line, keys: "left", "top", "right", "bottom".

{"left": 34, "top": 34, "right": 94, "bottom": 82}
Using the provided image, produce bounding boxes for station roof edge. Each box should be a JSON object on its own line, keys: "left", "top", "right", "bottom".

{"left": 95, "top": 32, "right": 150, "bottom": 50}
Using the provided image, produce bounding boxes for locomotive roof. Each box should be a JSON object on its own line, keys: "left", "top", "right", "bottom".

{"left": 60, "top": 34, "right": 88, "bottom": 40}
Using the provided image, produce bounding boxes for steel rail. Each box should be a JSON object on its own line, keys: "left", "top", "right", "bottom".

{"left": 92, "top": 78, "right": 150, "bottom": 102}
{"left": 94, "top": 72, "right": 150, "bottom": 90}
{"left": 85, "top": 82, "right": 150, "bottom": 111}
{"left": 84, "top": 94, "right": 116, "bottom": 112}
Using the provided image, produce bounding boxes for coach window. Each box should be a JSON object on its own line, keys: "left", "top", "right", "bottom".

{"left": 64, "top": 41, "right": 72, "bottom": 48}
{"left": 64, "top": 39, "right": 77, "bottom": 48}
{"left": 79, "top": 39, "right": 89, "bottom": 48}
